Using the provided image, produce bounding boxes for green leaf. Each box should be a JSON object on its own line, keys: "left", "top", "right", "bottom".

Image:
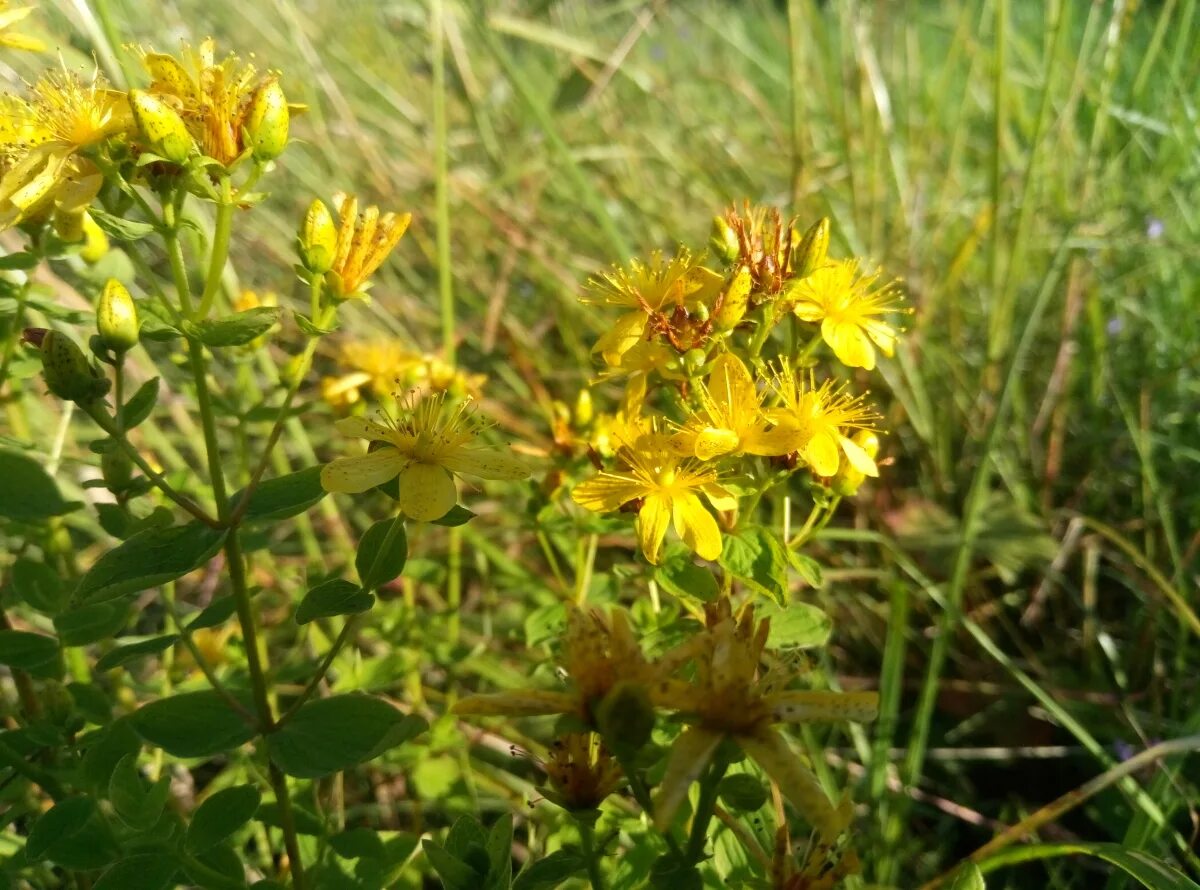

{"left": 355, "top": 517, "right": 408, "bottom": 590}
{"left": 95, "top": 635, "right": 179, "bottom": 672}
{"left": 329, "top": 827, "right": 386, "bottom": 860}
{"left": 131, "top": 690, "right": 255, "bottom": 758}
{"left": 949, "top": 863, "right": 985, "bottom": 890}
{"left": 109, "top": 753, "right": 171, "bottom": 830}
{"left": 89, "top": 207, "right": 157, "bottom": 242}
{"left": 0, "top": 630, "right": 61, "bottom": 677}
{"left": 93, "top": 854, "right": 179, "bottom": 890}
{"left": 423, "top": 840, "right": 484, "bottom": 890}
{"left": 186, "top": 596, "right": 238, "bottom": 631}
{"left": 0, "top": 252, "right": 40, "bottom": 270}
{"left": 654, "top": 546, "right": 719, "bottom": 603}
{"left": 295, "top": 578, "right": 374, "bottom": 625}
{"left": 82, "top": 718, "right": 141, "bottom": 793}
{"left": 486, "top": 813, "right": 514, "bottom": 884}
{"left": 184, "top": 307, "right": 280, "bottom": 348}
{"left": 294, "top": 312, "right": 338, "bottom": 336}
{"left": 12, "top": 558, "right": 69, "bottom": 615}
{"left": 513, "top": 849, "right": 587, "bottom": 890}
{"left": 979, "top": 843, "right": 1200, "bottom": 889}
{"left": 789, "top": 552, "right": 823, "bottom": 588}
{"left": 120, "top": 377, "right": 160, "bottom": 429}
{"left": 75, "top": 522, "right": 227, "bottom": 604}
{"left": 185, "top": 843, "right": 247, "bottom": 889}
{"left": 186, "top": 784, "right": 261, "bottom": 853}
{"left": 256, "top": 801, "right": 323, "bottom": 836}
{"left": 0, "top": 449, "right": 81, "bottom": 522}
{"left": 760, "top": 601, "right": 832, "bottom": 650}
{"left": 233, "top": 466, "right": 326, "bottom": 523}
{"left": 138, "top": 314, "right": 182, "bottom": 342}
{"left": 27, "top": 796, "right": 96, "bottom": 860}
{"left": 268, "top": 694, "right": 426, "bottom": 778}
{"left": 719, "top": 525, "right": 789, "bottom": 606}
{"left": 717, "top": 774, "right": 768, "bottom": 812}
{"left": 68, "top": 682, "right": 113, "bottom": 724}
{"left": 432, "top": 504, "right": 476, "bottom": 527}
{"left": 55, "top": 601, "right": 130, "bottom": 646}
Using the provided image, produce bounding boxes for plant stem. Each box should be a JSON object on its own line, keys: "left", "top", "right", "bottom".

{"left": 0, "top": 280, "right": 31, "bottom": 393}
{"left": 268, "top": 760, "right": 307, "bottom": 889}
{"left": 196, "top": 177, "right": 236, "bottom": 319}
{"left": 685, "top": 751, "right": 728, "bottom": 864}
{"left": 577, "top": 818, "right": 607, "bottom": 890}
{"left": 612, "top": 749, "right": 683, "bottom": 858}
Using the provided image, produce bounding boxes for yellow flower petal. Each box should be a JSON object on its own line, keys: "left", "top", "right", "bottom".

{"left": 692, "top": 426, "right": 740, "bottom": 460}
{"left": 397, "top": 462, "right": 458, "bottom": 521}
{"left": 768, "top": 690, "right": 879, "bottom": 724}
{"left": 333, "top": 416, "right": 392, "bottom": 442}
{"left": 652, "top": 726, "right": 723, "bottom": 831}
{"left": 792, "top": 299, "right": 824, "bottom": 322}
{"left": 441, "top": 446, "right": 530, "bottom": 480}
{"left": 320, "top": 448, "right": 406, "bottom": 493}
{"left": 863, "top": 319, "right": 897, "bottom": 357}
{"left": 702, "top": 482, "right": 738, "bottom": 514}
{"left": 572, "top": 473, "right": 646, "bottom": 513}
{"left": 593, "top": 310, "right": 649, "bottom": 365}
{"left": 672, "top": 492, "right": 721, "bottom": 561}
{"left": 822, "top": 318, "right": 875, "bottom": 370}
{"left": 838, "top": 435, "right": 878, "bottom": 477}
{"left": 452, "top": 690, "right": 576, "bottom": 717}
{"left": 745, "top": 424, "right": 802, "bottom": 457}
{"left": 740, "top": 728, "right": 843, "bottom": 841}
{"left": 637, "top": 495, "right": 671, "bottom": 565}
{"left": 803, "top": 431, "right": 840, "bottom": 477}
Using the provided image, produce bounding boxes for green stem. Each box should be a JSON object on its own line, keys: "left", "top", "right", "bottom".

{"left": 431, "top": 0, "right": 455, "bottom": 362}
{"left": 0, "top": 737, "right": 64, "bottom": 801}
{"left": 195, "top": 177, "right": 236, "bottom": 320}
{"left": 0, "top": 280, "right": 31, "bottom": 393}
{"left": 685, "top": 752, "right": 728, "bottom": 864}
{"left": 577, "top": 817, "right": 607, "bottom": 890}
{"left": 612, "top": 749, "right": 683, "bottom": 858}
{"left": 268, "top": 761, "right": 307, "bottom": 889}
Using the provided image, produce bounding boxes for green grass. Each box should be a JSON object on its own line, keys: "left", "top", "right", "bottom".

{"left": 7, "top": 0, "right": 1200, "bottom": 886}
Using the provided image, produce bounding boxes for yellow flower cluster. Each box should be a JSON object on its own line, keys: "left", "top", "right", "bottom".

{"left": 0, "top": 33, "right": 294, "bottom": 238}
{"left": 456, "top": 600, "right": 877, "bottom": 840}
{"left": 569, "top": 204, "right": 904, "bottom": 564}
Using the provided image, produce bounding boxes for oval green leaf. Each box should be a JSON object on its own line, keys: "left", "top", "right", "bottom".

{"left": 95, "top": 635, "right": 179, "bottom": 672}
{"left": 186, "top": 784, "right": 262, "bottom": 853}
{"left": 75, "top": 522, "right": 227, "bottom": 604}
{"left": 131, "top": 690, "right": 255, "bottom": 758}
{"left": 232, "top": 466, "right": 326, "bottom": 524}
{"left": 295, "top": 579, "right": 374, "bottom": 625}
{"left": 355, "top": 517, "right": 407, "bottom": 590}
{"left": 0, "top": 449, "right": 80, "bottom": 522}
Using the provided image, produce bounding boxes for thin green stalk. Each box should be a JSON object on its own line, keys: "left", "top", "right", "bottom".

{"left": 985, "top": 0, "right": 1008, "bottom": 363}
{"left": 612, "top": 748, "right": 683, "bottom": 858}
{"left": 577, "top": 817, "right": 607, "bottom": 890}
{"left": 268, "top": 760, "right": 307, "bottom": 889}
{"left": 685, "top": 752, "right": 729, "bottom": 864}
{"left": 873, "top": 580, "right": 911, "bottom": 886}
{"left": 431, "top": 0, "right": 455, "bottom": 362}
{"left": 0, "top": 280, "right": 31, "bottom": 392}
{"left": 0, "top": 737, "right": 65, "bottom": 801}
{"left": 195, "top": 177, "right": 236, "bottom": 319}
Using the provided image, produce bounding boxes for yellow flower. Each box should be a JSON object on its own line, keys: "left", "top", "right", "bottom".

{"left": 788, "top": 259, "right": 903, "bottom": 370}
{"left": 768, "top": 369, "right": 879, "bottom": 478}
{"left": 769, "top": 825, "right": 861, "bottom": 890}
{"left": 320, "top": 340, "right": 485, "bottom": 410}
{"left": 455, "top": 604, "right": 698, "bottom": 724}
{"left": 586, "top": 248, "right": 717, "bottom": 365}
{"left": 138, "top": 38, "right": 271, "bottom": 166}
{"left": 326, "top": 193, "right": 412, "bottom": 298}
{"left": 320, "top": 393, "right": 529, "bottom": 521}
{"left": 653, "top": 599, "right": 878, "bottom": 841}
{"left": 572, "top": 434, "right": 735, "bottom": 564}
{"left": 673, "top": 353, "right": 798, "bottom": 460}
{"left": 0, "top": 70, "right": 130, "bottom": 229}
{"left": 539, "top": 733, "right": 624, "bottom": 812}
{"left": 0, "top": 3, "right": 44, "bottom": 52}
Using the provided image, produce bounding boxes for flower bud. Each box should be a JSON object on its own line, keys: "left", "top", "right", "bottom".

{"left": 96, "top": 279, "right": 139, "bottom": 353}
{"left": 244, "top": 77, "right": 289, "bottom": 161}
{"left": 38, "top": 330, "right": 110, "bottom": 404}
{"left": 101, "top": 445, "right": 134, "bottom": 491}
{"left": 41, "top": 680, "right": 76, "bottom": 728}
{"left": 52, "top": 207, "right": 85, "bottom": 242}
{"left": 80, "top": 212, "right": 109, "bottom": 263}
{"left": 130, "top": 89, "right": 194, "bottom": 164}
{"left": 300, "top": 199, "right": 337, "bottom": 273}
{"left": 709, "top": 215, "right": 740, "bottom": 265}
{"left": 573, "top": 389, "right": 594, "bottom": 428}
{"left": 712, "top": 265, "right": 751, "bottom": 332}
{"left": 793, "top": 216, "right": 830, "bottom": 278}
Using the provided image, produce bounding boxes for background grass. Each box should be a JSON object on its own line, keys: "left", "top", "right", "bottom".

{"left": 8, "top": 0, "right": 1200, "bottom": 886}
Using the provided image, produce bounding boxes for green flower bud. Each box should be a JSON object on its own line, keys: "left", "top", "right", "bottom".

{"left": 709, "top": 215, "right": 740, "bottom": 265}
{"left": 793, "top": 217, "right": 830, "bottom": 278}
{"left": 593, "top": 682, "right": 655, "bottom": 759}
{"left": 96, "top": 279, "right": 139, "bottom": 353}
{"left": 52, "top": 207, "right": 85, "bottom": 242}
{"left": 130, "top": 89, "right": 195, "bottom": 164}
{"left": 717, "top": 773, "right": 769, "bottom": 812}
{"left": 300, "top": 199, "right": 337, "bottom": 273}
{"left": 38, "top": 330, "right": 110, "bottom": 404}
{"left": 101, "top": 445, "right": 133, "bottom": 491}
{"left": 682, "top": 347, "right": 708, "bottom": 375}
{"left": 41, "top": 680, "right": 76, "bottom": 728}
{"left": 245, "top": 77, "right": 289, "bottom": 161}
{"left": 712, "top": 265, "right": 752, "bottom": 332}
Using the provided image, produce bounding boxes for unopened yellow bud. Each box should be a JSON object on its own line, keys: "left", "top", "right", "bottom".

{"left": 300, "top": 199, "right": 337, "bottom": 273}
{"left": 793, "top": 217, "right": 830, "bottom": 278}
{"left": 96, "top": 279, "right": 139, "bottom": 353}
{"left": 38, "top": 331, "right": 109, "bottom": 404}
{"left": 245, "top": 77, "right": 289, "bottom": 161}
{"left": 130, "top": 89, "right": 194, "bottom": 164}
{"left": 709, "top": 215, "right": 740, "bottom": 265}
{"left": 52, "top": 207, "right": 85, "bottom": 242}
{"left": 80, "top": 212, "right": 109, "bottom": 263}
{"left": 712, "top": 265, "right": 751, "bottom": 332}
{"left": 573, "top": 389, "right": 594, "bottom": 428}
